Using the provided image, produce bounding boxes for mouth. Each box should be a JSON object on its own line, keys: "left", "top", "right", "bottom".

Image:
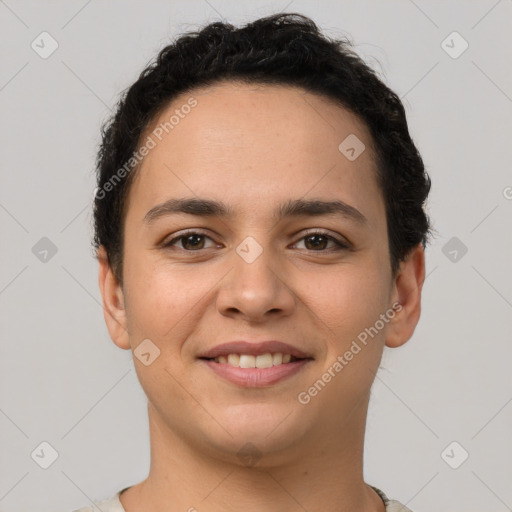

{"left": 197, "top": 341, "right": 314, "bottom": 387}
{"left": 199, "top": 352, "right": 307, "bottom": 368}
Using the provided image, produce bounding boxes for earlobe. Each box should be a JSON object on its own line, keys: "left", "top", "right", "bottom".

{"left": 385, "top": 244, "right": 426, "bottom": 348}
{"left": 97, "top": 246, "right": 131, "bottom": 350}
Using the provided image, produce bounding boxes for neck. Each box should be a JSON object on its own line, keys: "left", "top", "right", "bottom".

{"left": 120, "top": 392, "right": 385, "bottom": 512}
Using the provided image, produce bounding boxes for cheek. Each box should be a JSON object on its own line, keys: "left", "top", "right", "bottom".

{"left": 300, "top": 265, "right": 389, "bottom": 409}
{"left": 307, "top": 262, "right": 389, "bottom": 351}
{"left": 123, "top": 254, "right": 213, "bottom": 340}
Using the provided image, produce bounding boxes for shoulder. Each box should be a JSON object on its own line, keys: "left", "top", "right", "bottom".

{"left": 70, "top": 490, "right": 125, "bottom": 512}
{"left": 370, "top": 485, "right": 414, "bottom": 512}
{"left": 386, "top": 498, "right": 415, "bottom": 512}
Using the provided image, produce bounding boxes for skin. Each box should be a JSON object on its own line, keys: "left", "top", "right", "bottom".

{"left": 98, "top": 81, "right": 425, "bottom": 512}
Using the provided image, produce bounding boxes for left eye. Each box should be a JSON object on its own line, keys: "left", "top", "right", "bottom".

{"left": 162, "top": 231, "right": 348, "bottom": 252}
{"left": 292, "top": 232, "right": 348, "bottom": 251}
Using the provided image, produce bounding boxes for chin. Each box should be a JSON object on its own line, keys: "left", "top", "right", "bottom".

{"left": 205, "top": 404, "right": 311, "bottom": 461}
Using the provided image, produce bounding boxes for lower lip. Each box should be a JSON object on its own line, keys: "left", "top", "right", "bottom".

{"left": 201, "top": 359, "right": 311, "bottom": 387}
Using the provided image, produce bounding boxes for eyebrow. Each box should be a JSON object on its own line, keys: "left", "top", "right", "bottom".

{"left": 143, "top": 197, "right": 368, "bottom": 226}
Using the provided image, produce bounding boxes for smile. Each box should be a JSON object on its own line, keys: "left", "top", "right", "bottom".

{"left": 205, "top": 352, "right": 300, "bottom": 368}
{"left": 200, "top": 354, "right": 312, "bottom": 387}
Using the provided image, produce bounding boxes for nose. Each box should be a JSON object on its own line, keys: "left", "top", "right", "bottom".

{"left": 216, "top": 239, "right": 296, "bottom": 323}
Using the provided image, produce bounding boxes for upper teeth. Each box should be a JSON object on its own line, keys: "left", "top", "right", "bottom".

{"left": 214, "top": 353, "right": 292, "bottom": 368}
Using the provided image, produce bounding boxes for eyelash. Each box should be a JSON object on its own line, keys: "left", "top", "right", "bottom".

{"left": 161, "top": 229, "right": 350, "bottom": 253}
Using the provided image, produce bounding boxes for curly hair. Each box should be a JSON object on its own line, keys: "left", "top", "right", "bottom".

{"left": 93, "top": 12, "right": 432, "bottom": 284}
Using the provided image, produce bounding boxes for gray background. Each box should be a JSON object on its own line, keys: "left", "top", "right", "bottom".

{"left": 1, "top": 1, "right": 511, "bottom": 511}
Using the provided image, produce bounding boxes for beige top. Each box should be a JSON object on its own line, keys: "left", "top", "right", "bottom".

{"left": 72, "top": 485, "right": 414, "bottom": 512}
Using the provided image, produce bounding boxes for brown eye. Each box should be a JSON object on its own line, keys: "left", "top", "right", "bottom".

{"left": 304, "top": 234, "right": 329, "bottom": 250}
{"left": 163, "top": 231, "right": 216, "bottom": 251}
{"left": 180, "top": 234, "right": 206, "bottom": 250}
{"left": 294, "top": 231, "right": 349, "bottom": 251}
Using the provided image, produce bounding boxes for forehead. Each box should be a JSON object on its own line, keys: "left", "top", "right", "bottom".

{"left": 127, "top": 81, "right": 384, "bottom": 228}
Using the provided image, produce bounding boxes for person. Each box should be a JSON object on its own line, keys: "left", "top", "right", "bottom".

{"left": 76, "top": 12, "right": 432, "bottom": 512}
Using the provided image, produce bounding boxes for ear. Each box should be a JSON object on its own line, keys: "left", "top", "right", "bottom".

{"left": 385, "top": 243, "right": 426, "bottom": 348}
{"left": 97, "top": 246, "right": 130, "bottom": 350}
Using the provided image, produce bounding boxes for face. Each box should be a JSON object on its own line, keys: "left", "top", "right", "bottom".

{"left": 99, "top": 81, "right": 424, "bottom": 466}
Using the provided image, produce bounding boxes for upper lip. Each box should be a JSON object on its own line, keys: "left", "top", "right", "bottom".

{"left": 198, "top": 341, "right": 313, "bottom": 359}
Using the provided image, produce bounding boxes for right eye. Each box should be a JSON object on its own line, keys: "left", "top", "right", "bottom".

{"left": 162, "top": 230, "right": 218, "bottom": 251}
